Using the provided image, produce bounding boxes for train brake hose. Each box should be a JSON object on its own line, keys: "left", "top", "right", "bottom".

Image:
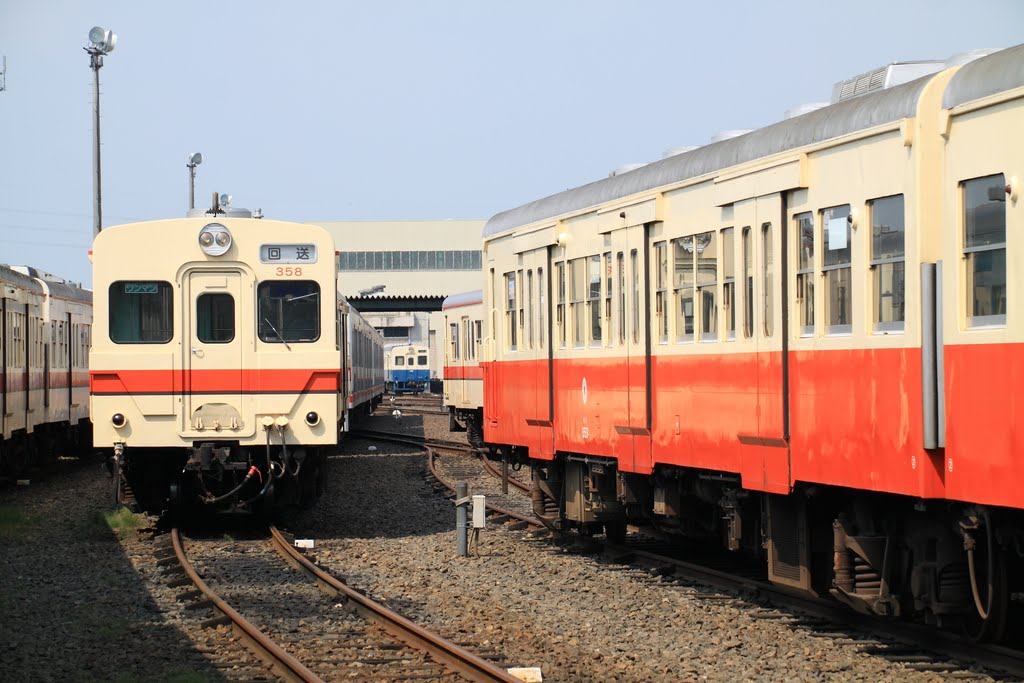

{"left": 203, "top": 466, "right": 260, "bottom": 504}
{"left": 966, "top": 509, "right": 995, "bottom": 620}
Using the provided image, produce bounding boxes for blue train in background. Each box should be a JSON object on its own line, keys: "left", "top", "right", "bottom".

{"left": 385, "top": 344, "right": 430, "bottom": 394}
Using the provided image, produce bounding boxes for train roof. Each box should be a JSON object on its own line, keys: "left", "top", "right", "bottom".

{"left": 943, "top": 44, "right": 1024, "bottom": 109}
{"left": 442, "top": 290, "right": 483, "bottom": 309}
{"left": 484, "top": 45, "right": 1023, "bottom": 239}
{"left": 0, "top": 264, "right": 44, "bottom": 292}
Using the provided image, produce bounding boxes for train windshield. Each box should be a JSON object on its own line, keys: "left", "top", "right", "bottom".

{"left": 109, "top": 281, "right": 173, "bottom": 343}
{"left": 257, "top": 281, "right": 320, "bottom": 343}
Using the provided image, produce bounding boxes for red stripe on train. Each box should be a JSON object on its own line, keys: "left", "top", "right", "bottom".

{"left": 90, "top": 369, "right": 340, "bottom": 394}
{"left": 443, "top": 366, "right": 484, "bottom": 380}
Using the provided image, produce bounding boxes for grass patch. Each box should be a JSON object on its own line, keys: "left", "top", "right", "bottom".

{"left": 223, "top": 533, "right": 235, "bottom": 542}
{"left": 103, "top": 507, "right": 143, "bottom": 540}
{"left": 0, "top": 506, "right": 35, "bottom": 539}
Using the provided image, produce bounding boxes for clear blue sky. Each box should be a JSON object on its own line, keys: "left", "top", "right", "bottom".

{"left": 1, "top": 1, "right": 1021, "bottom": 287}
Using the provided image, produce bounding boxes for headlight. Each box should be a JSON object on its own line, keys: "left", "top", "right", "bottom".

{"left": 111, "top": 413, "right": 127, "bottom": 428}
{"left": 198, "top": 223, "right": 231, "bottom": 256}
{"left": 305, "top": 411, "right": 320, "bottom": 426}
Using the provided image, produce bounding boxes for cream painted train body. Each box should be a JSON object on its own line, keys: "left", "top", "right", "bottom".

{"left": 91, "top": 214, "right": 383, "bottom": 516}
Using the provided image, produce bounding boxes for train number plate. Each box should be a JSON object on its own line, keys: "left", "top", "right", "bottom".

{"left": 260, "top": 244, "right": 318, "bottom": 264}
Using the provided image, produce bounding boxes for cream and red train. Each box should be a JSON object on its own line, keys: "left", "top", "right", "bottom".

{"left": 449, "top": 45, "right": 1024, "bottom": 639}
{"left": 0, "top": 265, "right": 92, "bottom": 476}
{"left": 441, "top": 290, "right": 483, "bottom": 446}
{"left": 90, "top": 210, "right": 384, "bottom": 516}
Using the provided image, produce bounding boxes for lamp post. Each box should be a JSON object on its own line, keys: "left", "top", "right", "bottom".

{"left": 187, "top": 152, "right": 203, "bottom": 210}
{"left": 85, "top": 26, "right": 116, "bottom": 238}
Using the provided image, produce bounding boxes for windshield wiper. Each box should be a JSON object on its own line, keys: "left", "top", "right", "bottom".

{"left": 263, "top": 317, "right": 292, "bottom": 350}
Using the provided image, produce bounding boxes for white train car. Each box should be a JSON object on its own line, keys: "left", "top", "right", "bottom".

{"left": 441, "top": 290, "right": 484, "bottom": 446}
{"left": 91, "top": 210, "right": 380, "bottom": 516}
{"left": 342, "top": 295, "right": 385, "bottom": 426}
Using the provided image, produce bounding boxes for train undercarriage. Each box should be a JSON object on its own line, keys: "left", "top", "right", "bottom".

{"left": 0, "top": 420, "right": 93, "bottom": 477}
{"left": 507, "top": 449, "right": 1021, "bottom": 643}
{"left": 110, "top": 439, "right": 326, "bottom": 519}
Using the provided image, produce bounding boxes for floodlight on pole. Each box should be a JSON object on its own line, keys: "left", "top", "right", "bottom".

{"left": 85, "top": 26, "right": 116, "bottom": 237}
{"left": 187, "top": 152, "right": 203, "bottom": 210}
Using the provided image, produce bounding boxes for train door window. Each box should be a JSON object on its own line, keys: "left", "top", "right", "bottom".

{"left": 821, "top": 205, "right": 852, "bottom": 334}
{"left": 197, "top": 293, "right": 235, "bottom": 343}
{"left": 655, "top": 241, "right": 669, "bottom": 343}
{"left": 742, "top": 227, "right": 754, "bottom": 338}
{"left": 630, "top": 249, "right": 640, "bottom": 345}
{"left": 527, "top": 269, "right": 534, "bottom": 350}
{"left": 504, "top": 271, "right": 517, "bottom": 351}
{"left": 697, "top": 231, "right": 718, "bottom": 341}
{"left": 556, "top": 262, "right": 566, "bottom": 349}
{"left": 795, "top": 212, "right": 815, "bottom": 336}
{"left": 963, "top": 174, "right": 1006, "bottom": 326}
{"left": 603, "top": 252, "right": 612, "bottom": 347}
{"left": 571, "top": 258, "right": 586, "bottom": 348}
{"left": 617, "top": 252, "right": 625, "bottom": 345}
{"left": 257, "top": 281, "right": 320, "bottom": 343}
{"left": 449, "top": 323, "right": 459, "bottom": 361}
{"left": 110, "top": 281, "right": 174, "bottom": 343}
{"left": 869, "top": 195, "right": 906, "bottom": 331}
{"left": 721, "top": 228, "right": 736, "bottom": 340}
{"left": 474, "top": 320, "right": 482, "bottom": 359}
{"left": 673, "top": 238, "right": 694, "bottom": 343}
{"left": 762, "top": 223, "right": 775, "bottom": 337}
{"left": 517, "top": 269, "right": 525, "bottom": 348}
{"left": 538, "top": 267, "right": 545, "bottom": 349}
{"left": 588, "top": 255, "right": 602, "bottom": 347}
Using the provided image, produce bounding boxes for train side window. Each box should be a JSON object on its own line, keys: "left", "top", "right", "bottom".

{"left": 571, "top": 258, "right": 586, "bottom": 348}
{"left": 603, "top": 252, "right": 612, "bottom": 347}
{"left": 963, "top": 174, "right": 1006, "bottom": 326}
{"left": 617, "top": 252, "right": 625, "bottom": 345}
{"left": 630, "top": 249, "right": 640, "bottom": 345}
{"left": 697, "top": 231, "right": 717, "bottom": 341}
{"left": 588, "top": 254, "right": 602, "bottom": 347}
{"left": 538, "top": 266, "right": 545, "bottom": 349}
{"left": 197, "top": 293, "right": 235, "bottom": 343}
{"left": 742, "top": 227, "right": 753, "bottom": 338}
{"left": 517, "top": 268, "right": 525, "bottom": 348}
{"left": 449, "top": 323, "right": 459, "bottom": 361}
{"left": 821, "top": 205, "right": 852, "bottom": 334}
{"left": 527, "top": 269, "right": 534, "bottom": 350}
{"left": 655, "top": 241, "right": 669, "bottom": 343}
{"left": 504, "top": 271, "right": 517, "bottom": 351}
{"left": 869, "top": 195, "right": 906, "bottom": 332}
{"left": 721, "top": 228, "right": 736, "bottom": 340}
{"left": 556, "top": 262, "right": 566, "bottom": 349}
{"left": 673, "top": 237, "right": 694, "bottom": 342}
{"left": 762, "top": 223, "right": 775, "bottom": 338}
{"left": 257, "top": 281, "right": 320, "bottom": 343}
{"left": 474, "top": 320, "right": 482, "bottom": 358}
{"left": 795, "top": 212, "right": 815, "bottom": 336}
{"left": 109, "top": 281, "right": 173, "bottom": 344}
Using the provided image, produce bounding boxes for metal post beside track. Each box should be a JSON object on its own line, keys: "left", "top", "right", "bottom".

{"left": 456, "top": 481, "right": 469, "bottom": 557}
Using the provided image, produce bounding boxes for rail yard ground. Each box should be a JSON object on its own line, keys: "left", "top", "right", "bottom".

{"left": 0, "top": 416, "right": 1001, "bottom": 681}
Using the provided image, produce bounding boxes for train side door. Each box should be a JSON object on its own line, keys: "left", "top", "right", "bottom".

{"left": 610, "top": 223, "right": 652, "bottom": 473}
{"left": 523, "top": 246, "right": 553, "bottom": 458}
{"left": 183, "top": 271, "right": 243, "bottom": 432}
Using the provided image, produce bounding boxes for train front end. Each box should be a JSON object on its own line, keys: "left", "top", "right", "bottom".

{"left": 91, "top": 217, "right": 340, "bottom": 516}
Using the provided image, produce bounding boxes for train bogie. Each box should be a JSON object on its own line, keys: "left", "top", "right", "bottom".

{"left": 478, "top": 46, "right": 1024, "bottom": 640}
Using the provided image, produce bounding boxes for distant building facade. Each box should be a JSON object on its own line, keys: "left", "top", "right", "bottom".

{"left": 309, "top": 220, "right": 486, "bottom": 382}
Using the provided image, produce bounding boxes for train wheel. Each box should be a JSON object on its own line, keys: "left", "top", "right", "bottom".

{"left": 963, "top": 540, "right": 1009, "bottom": 642}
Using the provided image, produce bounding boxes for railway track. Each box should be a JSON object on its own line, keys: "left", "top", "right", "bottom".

{"left": 162, "top": 526, "right": 523, "bottom": 682}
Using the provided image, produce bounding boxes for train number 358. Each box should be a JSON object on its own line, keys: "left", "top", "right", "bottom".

{"left": 275, "top": 267, "right": 303, "bottom": 276}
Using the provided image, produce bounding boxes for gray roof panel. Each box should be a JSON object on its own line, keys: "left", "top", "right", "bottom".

{"left": 943, "top": 44, "right": 1024, "bottom": 109}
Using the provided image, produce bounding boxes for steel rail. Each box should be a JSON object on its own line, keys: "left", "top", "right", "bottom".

{"left": 169, "top": 528, "right": 322, "bottom": 683}
{"left": 267, "top": 526, "right": 522, "bottom": 683}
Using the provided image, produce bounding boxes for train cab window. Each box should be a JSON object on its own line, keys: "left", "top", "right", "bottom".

{"left": 571, "top": 258, "right": 586, "bottom": 348}
{"left": 697, "top": 231, "right": 718, "bottom": 341}
{"left": 963, "top": 174, "right": 1007, "bottom": 326}
{"left": 109, "top": 281, "right": 173, "bottom": 344}
{"left": 556, "top": 262, "right": 566, "bottom": 349}
{"left": 395, "top": 356, "right": 405, "bottom": 366}
{"left": 655, "top": 242, "right": 669, "bottom": 343}
{"left": 762, "top": 223, "right": 775, "bottom": 337}
{"left": 504, "top": 271, "right": 517, "bottom": 351}
{"left": 795, "top": 212, "right": 815, "bottom": 336}
{"left": 869, "top": 195, "right": 906, "bottom": 331}
{"left": 674, "top": 238, "right": 694, "bottom": 342}
{"left": 742, "top": 227, "right": 753, "bottom": 338}
{"left": 257, "top": 281, "right": 320, "bottom": 343}
{"left": 418, "top": 355, "right": 428, "bottom": 366}
{"left": 821, "top": 206, "right": 852, "bottom": 334}
{"left": 721, "top": 228, "right": 736, "bottom": 340}
{"left": 197, "top": 293, "right": 235, "bottom": 343}
{"left": 588, "top": 255, "right": 602, "bottom": 346}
